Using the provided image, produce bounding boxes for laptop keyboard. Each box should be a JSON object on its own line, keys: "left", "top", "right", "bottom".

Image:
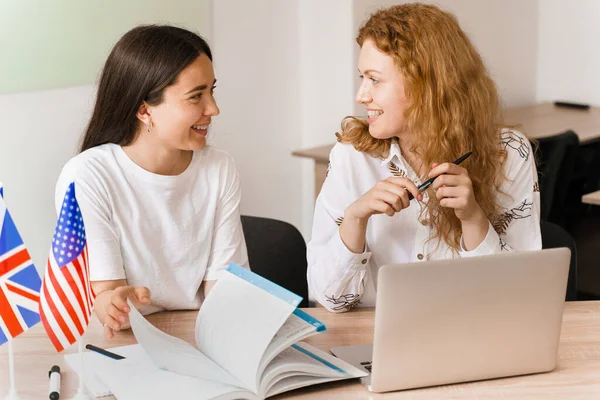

{"left": 360, "top": 361, "right": 372, "bottom": 373}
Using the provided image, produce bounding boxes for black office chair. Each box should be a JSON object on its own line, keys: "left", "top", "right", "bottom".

{"left": 563, "top": 140, "right": 600, "bottom": 230}
{"left": 241, "top": 215, "right": 309, "bottom": 307}
{"left": 532, "top": 131, "right": 579, "bottom": 227}
{"left": 540, "top": 220, "right": 578, "bottom": 301}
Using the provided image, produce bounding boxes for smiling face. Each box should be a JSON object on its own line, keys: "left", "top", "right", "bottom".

{"left": 143, "top": 54, "right": 219, "bottom": 152}
{"left": 356, "top": 39, "right": 409, "bottom": 140}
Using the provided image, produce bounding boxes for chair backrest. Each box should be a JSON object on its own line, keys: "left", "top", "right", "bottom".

{"left": 540, "top": 219, "right": 578, "bottom": 300}
{"left": 240, "top": 215, "right": 309, "bottom": 307}
{"left": 563, "top": 140, "right": 600, "bottom": 229}
{"left": 532, "top": 131, "right": 579, "bottom": 225}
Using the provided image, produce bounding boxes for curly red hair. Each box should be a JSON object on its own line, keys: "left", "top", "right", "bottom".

{"left": 337, "top": 3, "right": 507, "bottom": 253}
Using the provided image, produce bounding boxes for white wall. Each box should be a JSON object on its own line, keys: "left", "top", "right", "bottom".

{"left": 211, "top": 0, "right": 355, "bottom": 237}
{"left": 0, "top": 85, "right": 96, "bottom": 270}
{"left": 210, "top": 0, "right": 304, "bottom": 234}
{"left": 0, "top": 1, "right": 212, "bottom": 94}
{"left": 298, "top": 1, "right": 355, "bottom": 235}
{"left": 353, "top": 0, "right": 540, "bottom": 115}
{"left": 537, "top": 0, "right": 600, "bottom": 105}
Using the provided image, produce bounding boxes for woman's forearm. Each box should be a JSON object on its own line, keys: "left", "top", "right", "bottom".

{"left": 460, "top": 209, "right": 490, "bottom": 251}
{"left": 339, "top": 213, "right": 369, "bottom": 253}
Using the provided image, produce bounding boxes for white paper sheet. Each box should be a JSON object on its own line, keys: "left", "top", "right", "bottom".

{"left": 128, "top": 299, "right": 244, "bottom": 388}
{"left": 64, "top": 344, "right": 146, "bottom": 397}
{"left": 93, "top": 354, "right": 256, "bottom": 400}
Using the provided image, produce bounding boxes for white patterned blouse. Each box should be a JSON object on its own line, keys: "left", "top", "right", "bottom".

{"left": 307, "top": 129, "right": 541, "bottom": 312}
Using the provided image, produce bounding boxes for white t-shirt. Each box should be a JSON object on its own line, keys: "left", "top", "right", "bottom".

{"left": 55, "top": 144, "right": 249, "bottom": 314}
{"left": 307, "top": 129, "right": 541, "bottom": 312}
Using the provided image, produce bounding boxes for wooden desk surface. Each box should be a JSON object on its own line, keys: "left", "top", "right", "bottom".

{"left": 582, "top": 190, "right": 600, "bottom": 206}
{"left": 504, "top": 102, "right": 600, "bottom": 143}
{"left": 2, "top": 302, "right": 600, "bottom": 399}
{"left": 292, "top": 102, "right": 600, "bottom": 163}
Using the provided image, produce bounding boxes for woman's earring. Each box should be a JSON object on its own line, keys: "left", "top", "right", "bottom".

{"left": 147, "top": 121, "right": 153, "bottom": 133}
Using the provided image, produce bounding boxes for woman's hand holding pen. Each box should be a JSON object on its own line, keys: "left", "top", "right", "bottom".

{"left": 428, "top": 162, "right": 484, "bottom": 222}
{"left": 340, "top": 177, "right": 421, "bottom": 253}
{"left": 95, "top": 286, "right": 151, "bottom": 340}
{"left": 345, "top": 177, "right": 423, "bottom": 221}
{"left": 429, "top": 161, "right": 489, "bottom": 250}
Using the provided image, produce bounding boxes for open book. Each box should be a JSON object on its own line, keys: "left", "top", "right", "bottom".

{"left": 88, "top": 264, "right": 367, "bottom": 399}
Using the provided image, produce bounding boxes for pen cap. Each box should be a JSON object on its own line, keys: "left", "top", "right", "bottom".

{"left": 49, "top": 365, "right": 60, "bottom": 377}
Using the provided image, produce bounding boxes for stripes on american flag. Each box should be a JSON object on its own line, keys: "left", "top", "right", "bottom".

{"left": 0, "top": 187, "right": 42, "bottom": 345}
{"left": 40, "top": 182, "right": 95, "bottom": 352}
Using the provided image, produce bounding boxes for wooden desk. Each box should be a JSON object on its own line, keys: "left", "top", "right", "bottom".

{"left": 504, "top": 102, "right": 600, "bottom": 143}
{"left": 2, "top": 302, "right": 600, "bottom": 399}
{"left": 293, "top": 102, "right": 600, "bottom": 198}
{"left": 582, "top": 190, "right": 600, "bottom": 206}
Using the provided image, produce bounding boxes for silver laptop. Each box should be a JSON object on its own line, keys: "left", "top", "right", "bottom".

{"left": 331, "top": 248, "right": 570, "bottom": 393}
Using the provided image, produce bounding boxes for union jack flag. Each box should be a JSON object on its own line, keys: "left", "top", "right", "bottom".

{"left": 40, "top": 182, "right": 95, "bottom": 352}
{"left": 0, "top": 185, "right": 42, "bottom": 346}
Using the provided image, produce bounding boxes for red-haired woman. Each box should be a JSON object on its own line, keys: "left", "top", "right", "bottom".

{"left": 308, "top": 4, "right": 541, "bottom": 312}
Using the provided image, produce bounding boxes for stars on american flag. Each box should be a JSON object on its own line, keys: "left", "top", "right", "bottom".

{"left": 52, "top": 186, "right": 86, "bottom": 267}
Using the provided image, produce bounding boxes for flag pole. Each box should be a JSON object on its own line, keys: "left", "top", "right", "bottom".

{"left": 4, "top": 340, "right": 22, "bottom": 400}
{"left": 69, "top": 340, "right": 92, "bottom": 400}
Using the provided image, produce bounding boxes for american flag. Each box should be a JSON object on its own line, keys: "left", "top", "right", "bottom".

{"left": 40, "top": 182, "right": 95, "bottom": 352}
{"left": 0, "top": 186, "right": 42, "bottom": 345}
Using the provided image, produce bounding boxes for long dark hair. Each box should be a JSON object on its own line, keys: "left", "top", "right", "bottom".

{"left": 80, "top": 25, "right": 212, "bottom": 152}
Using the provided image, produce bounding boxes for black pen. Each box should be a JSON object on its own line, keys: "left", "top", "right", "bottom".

{"left": 85, "top": 344, "right": 125, "bottom": 360}
{"left": 407, "top": 151, "right": 473, "bottom": 200}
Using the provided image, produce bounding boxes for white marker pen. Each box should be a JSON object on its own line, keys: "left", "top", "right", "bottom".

{"left": 48, "top": 365, "right": 61, "bottom": 400}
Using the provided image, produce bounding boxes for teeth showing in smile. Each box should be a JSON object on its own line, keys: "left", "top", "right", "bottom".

{"left": 192, "top": 125, "right": 209, "bottom": 130}
{"left": 367, "top": 110, "right": 383, "bottom": 119}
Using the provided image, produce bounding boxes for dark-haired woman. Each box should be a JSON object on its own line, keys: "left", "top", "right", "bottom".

{"left": 55, "top": 25, "right": 248, "bottom": 339}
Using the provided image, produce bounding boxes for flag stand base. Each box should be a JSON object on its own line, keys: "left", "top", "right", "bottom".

{"left": 69, "top": 392, "right": 93, "bottom": 400}
{"left": 4, "top": 389, "right": 22, "bottom": 400}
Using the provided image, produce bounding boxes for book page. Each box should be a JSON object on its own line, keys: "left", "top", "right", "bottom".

{"left": 257, "top": 309, "right": 326, "bottom": 377}
{"left": 93, "top": 354, "right": 257, "bottom": 400}
{"left": 195, "top": 264, "right": 301, "bottom": 393}
{"left": 259, "top": 342, "right": 368, "bottom": 397}
{"left": 264, "top": 375, "right": 344, "bottom": 399}
{"left": 266, "top": 375, "right": 343, "bottom": 398}
{"left": 128, "top": 300, "right": 244, "bottom": 389}
{"left": 261, "top": 345, "right": 344, "bottom": 387}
